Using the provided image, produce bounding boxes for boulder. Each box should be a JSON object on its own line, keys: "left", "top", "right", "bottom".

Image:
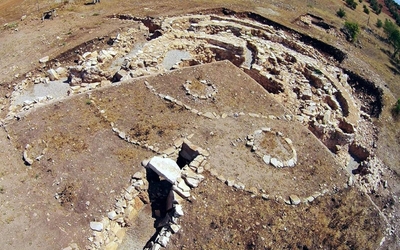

{"left": 90, "top": 221, "right": 103, "bottom": 232}
{"left": 289, "top": 194, "right": 301, "bottom": 205}
{"left": 147, "top": 157, "right": 181, "bottom": 184}
{"left": 107, "top": 210, "right": 118, "bottom": 220}
{"left": 184, "top": 177, "right": 201, "bottom": 188}
{"left": 47, "top": 69, "right": 59, "bottom": 81}
{"left": 55, "top": 67, "right": 68, "bottom": 77}
{"left": 170, "top": 224, "right": 181, "bottom": 234}
{"left": 23, "top": 150, "right": 33, "bottom": 165}
{"left": 174, "top": 205, "right": 184, "bottom": 217}
{"left": 262, "top": 155, "right": 271, "bottom": 164}
{"left": 39, "top": 56, "right": 49, "bottom": 63}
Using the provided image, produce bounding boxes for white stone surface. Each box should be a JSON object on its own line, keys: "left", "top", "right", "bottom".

{"left": 147, "top": 156, "right": 181, "bottom": 184}
{"left": 90, "top": 221, "right": 103, "bottom": 232}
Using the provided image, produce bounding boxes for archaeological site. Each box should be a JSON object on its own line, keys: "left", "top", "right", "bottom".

{"left": 0, "top": 0, "right": 399, "bottom": 249}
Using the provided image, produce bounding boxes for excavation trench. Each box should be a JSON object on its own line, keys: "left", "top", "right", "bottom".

{"left": 244, "top": 69, "right": 284, "bottom": 94}
{"left": 109, "top": 14, "right": 162, "bottom": 33}
{"left": 137, "top": 141, "right": 206, "bottom": 249}
{"left": 343, "top": 69, "right": 383, "bottom": 118}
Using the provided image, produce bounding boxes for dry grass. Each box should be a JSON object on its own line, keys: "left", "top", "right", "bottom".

{"left": 169, "top": 173, "right": 384, "bottom": 249}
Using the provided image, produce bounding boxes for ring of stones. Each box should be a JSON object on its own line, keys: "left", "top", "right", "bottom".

{"left": 246, "top": 127, "right": 297, "bottom": 168}
{"left": 183, "top": 79, "right": 218, "bottom": 100}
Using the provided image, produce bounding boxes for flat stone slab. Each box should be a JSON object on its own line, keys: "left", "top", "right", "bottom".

{"left": 90, "top": 221, "right": 103, "bottom": 232}
{"left": 147, "top": 156, "right": 181, "bottom": 184}
{"left": 289, "top": 194, "right": 301, "bottom": 205}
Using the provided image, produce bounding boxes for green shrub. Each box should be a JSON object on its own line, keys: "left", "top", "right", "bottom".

{"left": 363, "top": 5, "right": 370, "bottom": 14}
{"left": 376, "top": 19, "right": 383, "bottom": 28}
{"left": 344, "top": 21, "right": 360, "bottom": 42}
{"left": 337, "top": 8, "right": 346, "bottom": 18}
{"left": 346, "top": 0, "right": 358, "bottom": 9}
{"left": 395, "top": 99, "right": 400, "bottom": 114}
{"left": 383, "top": 19, "right": 400, "bottom": 58}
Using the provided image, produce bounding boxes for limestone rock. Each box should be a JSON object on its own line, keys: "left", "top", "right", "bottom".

{"left": 261, "top": 194, "right": 270, "bottom": 200}
{"left": 47, "top": 69, "right": 60, "bottom": 81}
{"left": 174, "top": 205, "right": 184, "bottom": 217}
{"left": 184, "top": 177, "right": 201, "bottom": 188}
{"left": 289, "top": 194, "right": 301, "bottom": 205}
{"left": 107, "top": 210, "right": 118, "bottom": 220}
{"left": 177, "top": 179, "right": 191, "bottom": 192}
{"left": 112, "top": 69, "right": 130, "bottom": 82}
{"left": 233, "top": 182, "right": 245, "bottom": 190}
{"left": 147, "top": 156, "right": 181, "bottom": 184}
{"left": 270, "top": 157, "right": 283, "bottom": 168}
{"left": 203, "top": 112, "right": 214, "bottom": 119}
{"left": 262, "top": 155, "right": 271, "bottom": 164}
{"left": 157, "top": 235, "right": 170, "bottom": 247}
{"left": 39, "top": 56, "right": 49, "bottom": 63}
{"left": 68, "top": 65, "right": 110, "bottom": 85}
{"left": 170, "top": 224, "right": 181, "bottom": 234}
{"left": 132, "top": 171, "right": 144, "bottom": 180}
{"left": 55, "top": 67, "right": 68, "bottom": 77}
{"left": 172, "top": 185, "right": 190, "bottom": 199}
{"left": 226, "top": 178, "right": 235, "bottom": 187}
{"left": 23, "top": 150, "right": 33, "bottom": 165}
{"left": 162, "top": 146, "right": 176, "bottom": 155}
{"left": 141, "top": 158, "right": 150, "bottom": 167}
{"left": 151, "top": 243, "right": 162, "bottom": 250}
{"left": 90, "top": 221, "right": 103, "bottom": 232}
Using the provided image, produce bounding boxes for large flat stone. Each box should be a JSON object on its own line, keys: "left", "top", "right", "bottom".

{"left": 147, "top": 156, "right": 181, "bottom": 184}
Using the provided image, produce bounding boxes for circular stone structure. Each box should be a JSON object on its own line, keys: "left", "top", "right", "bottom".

{"left": 183, "top": 79, "right": 218, "bottom": 100}
{"left": 246, "top": 127, "right": 297, "bottom": 168}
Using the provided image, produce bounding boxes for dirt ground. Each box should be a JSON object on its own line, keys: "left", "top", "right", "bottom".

{"left": 0, "top": 0, "right": 399, "bottom": 250}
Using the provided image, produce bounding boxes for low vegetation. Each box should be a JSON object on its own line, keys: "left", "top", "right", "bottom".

{"left": 3, "top": 22, "right": 18, "bottom": 30}
{"left": 383, "top": 19, "right": 400, "bottom": 58}
{"left": 394, "top": 98, "right": 400, "bottom": 115}
{"left": 346, "top": 0, "right": 358, "bottom": 10}
{"left": 369, "top": 0, "right": 383, "bottom": 14}
{"left": 344, "top": 21, "right": 360, "bottom": 42}
{"left": 377, "top": 19, "right": 383, "bottom": 28}
{"left": 363, "top": 5, "right": 370, "bottom": 14}
{"left": 337, "top": 8, "right": 346, "bottom": 18}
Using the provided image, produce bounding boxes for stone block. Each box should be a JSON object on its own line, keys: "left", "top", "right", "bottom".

{"left": 148, "top": 156, "right": 181, "bottom": 184}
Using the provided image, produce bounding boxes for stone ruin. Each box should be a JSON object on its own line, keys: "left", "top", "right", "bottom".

{"left": 3, "top": 8, "right": 389, "bottom": 250}
{"left": 83, "top": 138, "right": 209, "bottom": 250}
